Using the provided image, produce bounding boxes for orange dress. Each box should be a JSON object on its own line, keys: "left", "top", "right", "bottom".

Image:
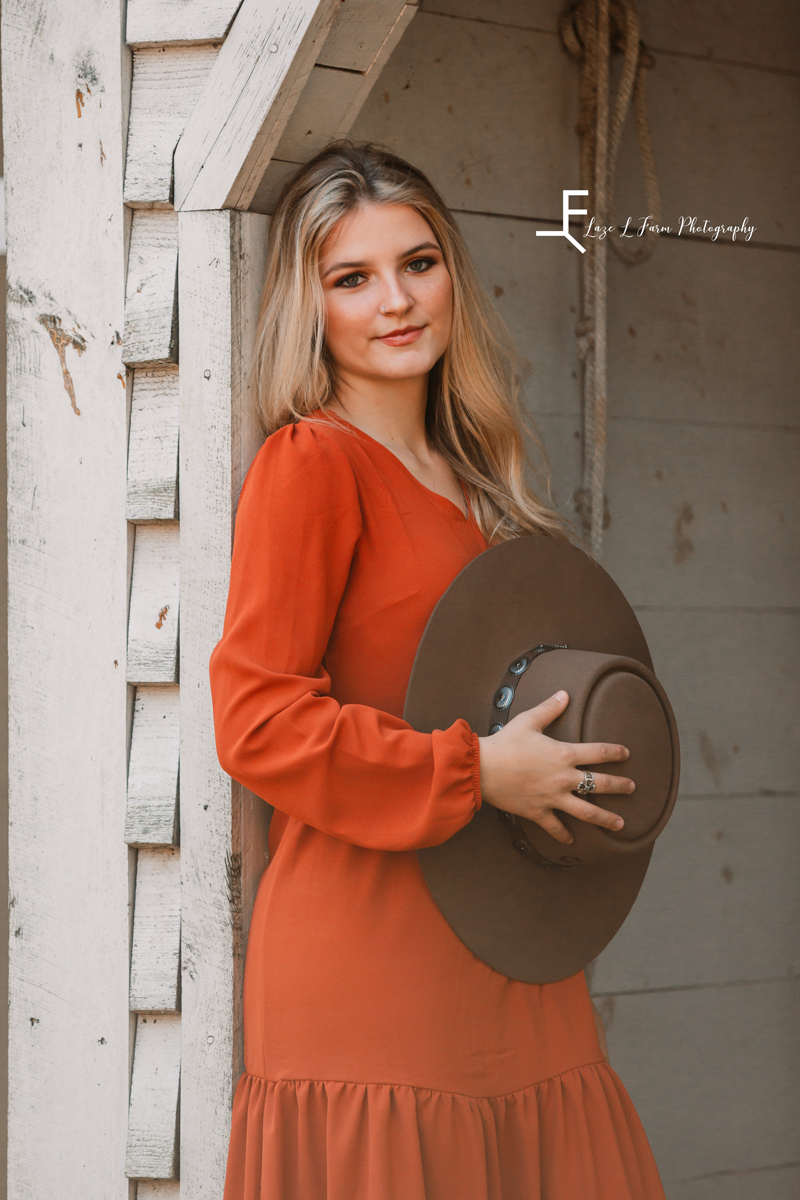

{"left": 210, "top": 415, "right": 665, "bottom": 1200}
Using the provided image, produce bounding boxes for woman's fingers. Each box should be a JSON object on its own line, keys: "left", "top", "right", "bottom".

{"left": 574, "top": 770, "right": 635, "bottom": 795}
{"left": 567, "top": 740, "right": 631, "bottom": 764}
{"left": 560, "top": 793, "right": 625, "bottom": 831}
{"left": 525, "top": 690, "right": 570, "bottom": 731}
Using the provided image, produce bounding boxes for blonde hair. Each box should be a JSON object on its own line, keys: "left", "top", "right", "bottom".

{"left": 251, "top": 141, "right": 571, "bottom": 543}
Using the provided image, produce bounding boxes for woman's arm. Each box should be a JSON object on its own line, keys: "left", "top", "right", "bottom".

{"left": 209, "top": 421, "right": 480, "bottom": 853}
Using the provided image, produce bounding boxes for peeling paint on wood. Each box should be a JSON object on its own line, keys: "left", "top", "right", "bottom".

{"left": 36, "top": 314, "right": 87, "bottom": 414}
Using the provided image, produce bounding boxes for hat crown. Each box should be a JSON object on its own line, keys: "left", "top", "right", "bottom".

{"left": 504, "top": 649, "right": 678, "bottom": 866}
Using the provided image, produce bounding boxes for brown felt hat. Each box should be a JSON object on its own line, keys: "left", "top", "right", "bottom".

{"left": 404, "top": 536, "right": 680, "bottom": 984}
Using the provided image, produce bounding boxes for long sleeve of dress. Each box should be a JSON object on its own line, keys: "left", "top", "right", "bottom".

{"left": 209, "top": 421, "right": 481, "bottom": 852}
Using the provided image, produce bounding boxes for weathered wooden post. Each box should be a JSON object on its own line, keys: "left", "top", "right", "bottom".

{"left": 4, "top": 1, "right": 418, "bottom": 1194}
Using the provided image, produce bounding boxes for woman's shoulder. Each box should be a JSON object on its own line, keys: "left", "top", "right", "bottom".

{"left": 238, "top": 417, "right": 366, "bottom": 522}
{"left": 247, "top": 417, "right": 360, "bottom": 483}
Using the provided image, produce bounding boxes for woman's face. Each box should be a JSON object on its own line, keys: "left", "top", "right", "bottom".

{"left": 319, "top": 202, "right": 453, "bottom": 386}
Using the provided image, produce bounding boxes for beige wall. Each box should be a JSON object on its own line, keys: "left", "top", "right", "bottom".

{"left": 352, "top": 1, "right": 800, "bottom": 1194}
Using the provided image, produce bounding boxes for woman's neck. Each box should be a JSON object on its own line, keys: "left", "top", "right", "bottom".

{"left": 327, "top": 371, "right": 429, "bottom": 457}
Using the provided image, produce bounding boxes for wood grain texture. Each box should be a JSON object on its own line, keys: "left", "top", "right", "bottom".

{"left": 122, "top": 211, "right": 179, "bottom": 366}
{"left": 3, "top": 0, "right": 132, "bottom": 1195}
{"left": 250, "top": 4, "right": 417, "bottom": 213}
{"left": 173, "top": 0, "right": 341, "bottom": 211}
{"left": 137, "top": 1183, "right": 180, "bottom": 1199}
{"left": 125, "top": 1015, "right": 181, "bottom": 1179}
{"left": 178, "top": 209, "right": 270, "bottom": 1195}
{"left": 126, "top": 686, "right": 180, "bottom": 847}
{"left": 130, "top": 848, "right": 182, "bottom": 1012}
{"left": 317, "top": 0, "right": 412, "bottom": 71}
{"left": 127, "top": 524, "right": 180, "bottom": 684}
{"left": 126, "top": 0, "right": 242, "bottom": 47}
{"left": 601, "top": 980, "right": 800, "bottom": 1191}
{"left": 124, "top": 46, "right": 220, "bottom": 207}
{"left": 126, "top": 367, "right": 180, "bottom": 522}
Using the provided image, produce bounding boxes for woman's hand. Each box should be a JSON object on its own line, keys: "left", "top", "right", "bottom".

{"left": 477, "top": 690, "right": 635, "bottom": 845}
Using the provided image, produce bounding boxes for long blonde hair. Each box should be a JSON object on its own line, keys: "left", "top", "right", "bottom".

{"left": 251, "top": 141, "right": 571, "bottom": 543}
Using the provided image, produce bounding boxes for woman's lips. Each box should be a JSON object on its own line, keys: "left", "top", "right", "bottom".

{"left": 377, "top": 325, "right": 426, "bottom": 346}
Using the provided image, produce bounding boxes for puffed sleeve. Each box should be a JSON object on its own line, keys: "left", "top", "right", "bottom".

{"left": 209, "top": 421, "right": 481, "bottom": 852}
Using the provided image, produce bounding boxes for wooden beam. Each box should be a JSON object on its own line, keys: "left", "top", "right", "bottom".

{"left": 127, "top": 524, "right": 180, "bottom": 685}
{"left": 174, "top": 0, "right": 341, "bottom": 212}
{"left": 248, "top": 4, "right": 418, "bottom": 214}
{"left": 122, "top": 211, "right": 179, "bottom": 366}
{"left": 317, "top": 0, "right": 410, "bottom": 71}
{"left": 4, "top": 0, "right": 131, "bottom": 1194}
{"left": 126, "top": 368, "right": 180, "bottom": 522}
{"left": 178, "top": 209, "right": 271, "bottom": 1195}
{"left": 129, "top": 848, "right": 182, "bottom": 1013}
{"left": 124, "top": 46, "right": 220, "bottom": 208}
{"left": 125, "top": 1015, "right": 181, "bottom": 1179}
{"left": 125, "top": 686, "right": 180, "bottom": 847}
{"left": 126, "top": 0, "right": 242, "bottom": 48}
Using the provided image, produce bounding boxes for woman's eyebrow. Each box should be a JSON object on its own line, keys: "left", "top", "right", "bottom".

{"left": 322, "top": 241, "right": 441, "bottom": 279}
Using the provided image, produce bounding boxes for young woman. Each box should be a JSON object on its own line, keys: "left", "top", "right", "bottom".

{"left": 210, "top": 141, "right": 665, "bottom": 1199}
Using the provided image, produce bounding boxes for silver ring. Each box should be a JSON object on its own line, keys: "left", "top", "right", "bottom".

{"left": 575, "top": 770, "right": 596, "bottom": 796}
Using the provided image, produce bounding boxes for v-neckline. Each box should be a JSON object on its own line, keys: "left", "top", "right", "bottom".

{"left": 318, "top": 412, "right": 471, "bottom": 521}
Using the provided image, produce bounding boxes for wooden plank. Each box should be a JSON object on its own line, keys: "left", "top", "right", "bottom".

{"left": 3, "top": 0, "right": 132, "bottom": 1195}
{"left": 125, "top": 1014, "right": 181, "bottom": 1179}
{"left": 598, "top": 980, "right": 800, "bottom": 1192}
{"left": 592, "top": 795, "right": 800, "bottom": 994}
{"left": 126, "top": 0, "right": 242, "bottom": 48}
{"left": 317, "top": 0, "right": 411, "bottom": 71}
{"left": 126, "top": 367, "right": 180, "bottom": 522}
{"left": 126, "top": 686, "right": 180, "bottom": 847}
{"left": 179, "top": 209, "right": 271, "bottom": 1196}
{"left": 137, "top": 1183, "right": 181, "bottom": 1199}
{"left": 250, "top": 4, "right": 417, "bottom": 213}
{"left": 130, "top": 848, "right": 182, "bottom": 1013}
{"left": 173, "top": 0, "right": 341, "bottom": 212}
{"left": 122, "top": 211, "right": 179, "bottom": 366}
{"left": 124, "top": 46, "right": 220, "bottom": 208}
{"left": 127, "top": 524, "right": 180, "bottom": 685}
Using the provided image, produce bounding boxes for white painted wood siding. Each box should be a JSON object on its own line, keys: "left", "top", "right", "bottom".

{"left": 125, "top": 47, "right": 220, "bottom": 208}
{"left": 126, "top": 685, "right": 180, "bottom": 847}
{"left": 130, "top": 848, "right": 182, "bottom": 1013}
{"left": 126, "top": 0, "right": 242, "bottom": 48}
{"left": 127, "top": 524, "right": 180, "bottom": 684}
{"left": 126, "top": 367, "right": 180, "bottom": 522}
{"left": 125, "top": 1015, "right": 182, "bottom": 1179}
{"left": 122, "top": 211, "right": 179, "bottom": 366}
{"left": 179, "top": 209, "right": 270, "bottom": 1196}
{"left": 174, "top": 0, "right": 342, "bottom": 211}
{"left": 3, "top": 0, "right": 131, "bottom": 1196}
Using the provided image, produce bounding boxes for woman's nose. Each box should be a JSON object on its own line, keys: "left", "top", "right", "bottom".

{"left": 378, "top": 275, "right": 414, "bottom": 316}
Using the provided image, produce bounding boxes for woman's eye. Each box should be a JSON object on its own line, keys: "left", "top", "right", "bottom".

{"left": 406, "top": 257, "right": 435, "bottom": 274}
{"left": 335, "top": 272, "right": 366, "bottom": 289}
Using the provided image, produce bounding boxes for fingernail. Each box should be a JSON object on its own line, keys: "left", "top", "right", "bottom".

{"left": 614, "top": 818, "right": 624, "bottom": 830}
{"left": 565, "top": 835, "right": 574, "bottom": 844}
{"left": 554, "top": 690, "right": 567, "bottom": 701}
{"left": 628, "top": 782, "right": 636, "bottom": 793}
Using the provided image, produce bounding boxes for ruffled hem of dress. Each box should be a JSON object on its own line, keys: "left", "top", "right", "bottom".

{"left": 223, "top": 1061, "right": 665, "bottom": 1200}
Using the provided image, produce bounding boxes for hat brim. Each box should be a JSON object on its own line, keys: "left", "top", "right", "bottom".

{"left": 404, "top": 536, "right": 657, "bottom": 984}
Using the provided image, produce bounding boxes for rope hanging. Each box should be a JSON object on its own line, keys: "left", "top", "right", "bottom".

{"left": 559, "top": 0, "right": 661, "bottom": 557}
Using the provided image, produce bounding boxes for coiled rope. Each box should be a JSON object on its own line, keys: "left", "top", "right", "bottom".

{"left": 559, "top": 0, "right": 661, "bottom": 556}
